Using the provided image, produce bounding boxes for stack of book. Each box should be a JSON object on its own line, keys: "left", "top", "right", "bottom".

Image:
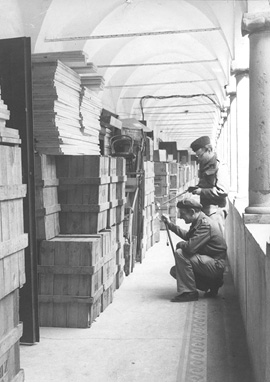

{"left": 79, "top": 87, "right": 102, "bottom": 155}
{"left": 81, "top": 75, "right": 105, "bottom": 91}
{"left": 32, "top": 50, "right": 88, "bottom": 67}
{"left": 0, "top": 88, "right": 20, "bottom": 144}
{"left": 32, "top": 60, "right": 100, "bottom": 155}
{"left": 32, "top": 50, "right": 97, "bottom": 75}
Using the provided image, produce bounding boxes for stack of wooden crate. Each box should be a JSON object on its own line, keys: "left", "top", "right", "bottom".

{"left": 168, "top": 162, "right": 179, "bottom": 224}
{"left": 0, "top": 94, "right": 27, "bottom": 381}
{"left": 35, "top": 154, "right": 60, "bottom": 240}
{"left": 154, "top": 161, "right": 170, "bottom": 230}
{"left": 141, "top": 161, "right": 157, "bottom": 258}
{"left": 38, "top": 235, "right": 104, "bottom": 328}
{"left": 99, "top": 114, "right": 122, "bottom": 156}
{"left": 37, "top": 155, "right": 127, "bottom": 328}
{"left": 56, "top": 155, "right": 110, "bottom": 234}
{"left": 110, "top": 157, "right": 126, "bottom": 289}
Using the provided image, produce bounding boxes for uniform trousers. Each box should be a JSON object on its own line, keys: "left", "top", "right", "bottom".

{"left": 170, "top": 249, "right": 225, "bottom": 294}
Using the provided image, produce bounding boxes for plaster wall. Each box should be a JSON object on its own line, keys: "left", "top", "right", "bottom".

{"left": 0, "top": 0, "right": 24, "bottom": 38}
{"left": 226, "top": 200, "right": 270, "bottom": 382}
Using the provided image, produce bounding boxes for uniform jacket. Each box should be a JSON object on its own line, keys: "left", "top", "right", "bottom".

{"left": 197, "top": 154, "right": 229, "bottom": 216}
{"left": 167, "top": 211, "right": 227, "bottom": 260}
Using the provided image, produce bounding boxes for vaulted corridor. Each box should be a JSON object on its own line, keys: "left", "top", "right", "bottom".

{"left": 2, "top": 2, "right": 270, "bottom": 381}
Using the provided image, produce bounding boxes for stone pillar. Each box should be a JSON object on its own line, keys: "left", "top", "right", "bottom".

{"left": 226, "top": 80, "right": 237, "bottom": 192}
{"left": 242, "top": 12, "right": 270, "bottom": 214}
{"left": 231, "top": 65, "right": 249, "bottom": 196}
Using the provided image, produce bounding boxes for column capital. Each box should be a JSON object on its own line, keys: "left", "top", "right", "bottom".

{"left": 231, "top": 63, "right": 249, "bottom": 77}
{"left": 242, "top": 12, "right": 270, "bottom": 36}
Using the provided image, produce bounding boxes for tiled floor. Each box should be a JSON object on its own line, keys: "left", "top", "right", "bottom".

{"left": 20, "top": 230, "right": 254, "bottom": 382}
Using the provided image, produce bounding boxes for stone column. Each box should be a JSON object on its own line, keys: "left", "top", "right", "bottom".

{"left": 231, "top": 65, "right": 249, "bottom": 196}
{"left": 242, "top": 12, "right": 270, "bottom": 214}
{"left": 226, "top": 80, "right": 237, "bottom": 192}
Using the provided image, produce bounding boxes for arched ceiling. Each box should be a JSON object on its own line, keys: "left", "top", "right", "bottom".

{"left": 19, "top": 0, "right": 249, "bottom": 149}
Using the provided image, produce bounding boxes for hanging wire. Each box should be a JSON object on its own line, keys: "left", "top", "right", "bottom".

{"left": 139, "top": 94, "right": 221, "bottom": 121}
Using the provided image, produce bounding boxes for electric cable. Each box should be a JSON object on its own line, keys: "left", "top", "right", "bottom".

{"left": 139, "top": 94, "right": 221, "bottom": 121}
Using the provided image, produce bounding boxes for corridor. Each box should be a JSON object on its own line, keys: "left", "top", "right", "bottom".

{"left": 20, "top": 230, "right": 253, "bottom": 382}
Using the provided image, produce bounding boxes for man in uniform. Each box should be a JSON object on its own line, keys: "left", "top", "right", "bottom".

{"left": 188, "top": 135, "right": 229, "bottom": 234}
{"left": 162, "top": 198, "right": 227, "bottom": 302}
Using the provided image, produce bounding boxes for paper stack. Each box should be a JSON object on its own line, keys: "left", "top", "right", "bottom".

{"left": 81, "top": 75, "right": 105, "bottom": 91}
{"left": 32, "top": 60, "right": 100, "bottom": 155}
{"left": 0, "top": 87, "right": 21, "bottom": 144}
{"left": 32, "top": 50, "right": 88, "bottom": 67}
{"left": 32, "top": 50, "right": 97, "bottom": 74}
{"left": 79, "top": 87, "right": 102, "bottom": 155}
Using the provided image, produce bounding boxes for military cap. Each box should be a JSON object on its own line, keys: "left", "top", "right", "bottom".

{"left": 190, "top": 136, "right": 211, "bottom": 152}
{"left": 177, "top": 198, "right": 202, "bottom": 210}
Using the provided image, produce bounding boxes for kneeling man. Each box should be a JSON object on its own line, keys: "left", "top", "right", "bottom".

{"left": 162, "top": 198, "right": 227, "bottom": 302}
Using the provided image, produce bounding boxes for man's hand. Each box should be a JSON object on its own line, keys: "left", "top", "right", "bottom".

{"left": 161, "top": 214, "right": 170, "bottom": 223}
{"left": 188, "top": 186, "right": 201, "bottom": 195}
{"left": 176, "top": 241, "right": 185, "bottom": 250}
{"left": 191, "top": 187, "right": 201, "bottom": 195}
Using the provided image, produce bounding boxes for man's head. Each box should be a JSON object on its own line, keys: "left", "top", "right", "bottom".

{"left": 176, "top": 198, "right": 202, "bottom": 224}
{"left": 190, "top": 136, "right": 214, "bottom": 164}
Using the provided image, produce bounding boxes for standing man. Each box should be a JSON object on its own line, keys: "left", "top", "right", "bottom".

{"left": 189, "top": 135, "right": 229, "bottom": 233}
{"left": 162, "top": 198, "right": 227, "bottom": 302}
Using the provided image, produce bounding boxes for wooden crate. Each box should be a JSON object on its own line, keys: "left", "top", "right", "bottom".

{"left": 115, "top": 266, "right": 125, "bottom": 289}
{"left": 101, "top": 281, "right": 114, "bottom": 312}
{"left": 100, "top": 226, "right": 117, "bottom": 253}
{"left": 153, "top": 217, "right": 161, "bottom": 243}
{"left": 115, "top": 157, "right": 126, "bottom": 176}
{"left": 116, "top": 243, "right": 125, "bottom": 267}
{"left": 115, "top": 222, "right": 124, "bottom": 246}
{"left": 144, "top": 161, "right": 155, "bottom": 178}
{"left": 57, "top": 156, "right": 111, "bottom": 235}
{"left": 116, "top": 181, "right": 125, "bottom": 200}
{"left": 38, "top": 292, "right": 102, "bottom": 328}
{"left": 109, "top": 182, "right": 117, "bottom": 201}
{"left": 56, "top": 155, "right": 110, "bottom": 178}
{"left": 0, "top": 290, "right": 24, "bottom": 382}
{"left": 109, "top": 157, "right": 117, "bottom": 177}
{"left": 144, "top": 136, "right": 154, "bottom": 161}
{"left": 153, "top": 150, "right": 167, "bottom": 162}
{"left": 0, "top": 116, "right": 25, "bottom": 382}
{"left": 107, "top": 203, "right": 125, "bottom": 228}
{"left": 59, "top": 203, "right": 109, "bottom": 234}
{"left": 0, "top": 235, "right": 27, "bottom": 300}
{"left": 170, "top": 174, "right": 179, "bottom": 189}
{"left": 97, "top": 230, "right": 113, "bottom": 261}
{"left": 35, "top": 154, "right": 60, "bottom": 240}
{"left": 154, "top": 174, "right": 170, "bottom": 185}
{"left": 144, "top": 191, "right": 155, "bottom": 207}
{"left": 58, "top": 178, "right": 109, "bottom": 205}
{"left": 0, "top": 145, "right": 27, "bottom": 298}
{"left": 38, "top": 235, "right": 104, "bottom": 328}
{"left": 0, "top": 148, "right": 26, "bottom": 381}
{"left": 103, "top": 259, "right": 116, "bottom": 288}
{"left": 154, "top": 161, "right": 169, "bottom": 175}
{"left": 0, "top": 145, "right": 22, "bottom": 186}
{"left": 169, "top": 162, "right": 179, "bottom": 175}
{"left": 36, "top": 206, "right": 61, "bottom": 240}
{"left": 155, "top": 184, "right": 170, "bottom": 197}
